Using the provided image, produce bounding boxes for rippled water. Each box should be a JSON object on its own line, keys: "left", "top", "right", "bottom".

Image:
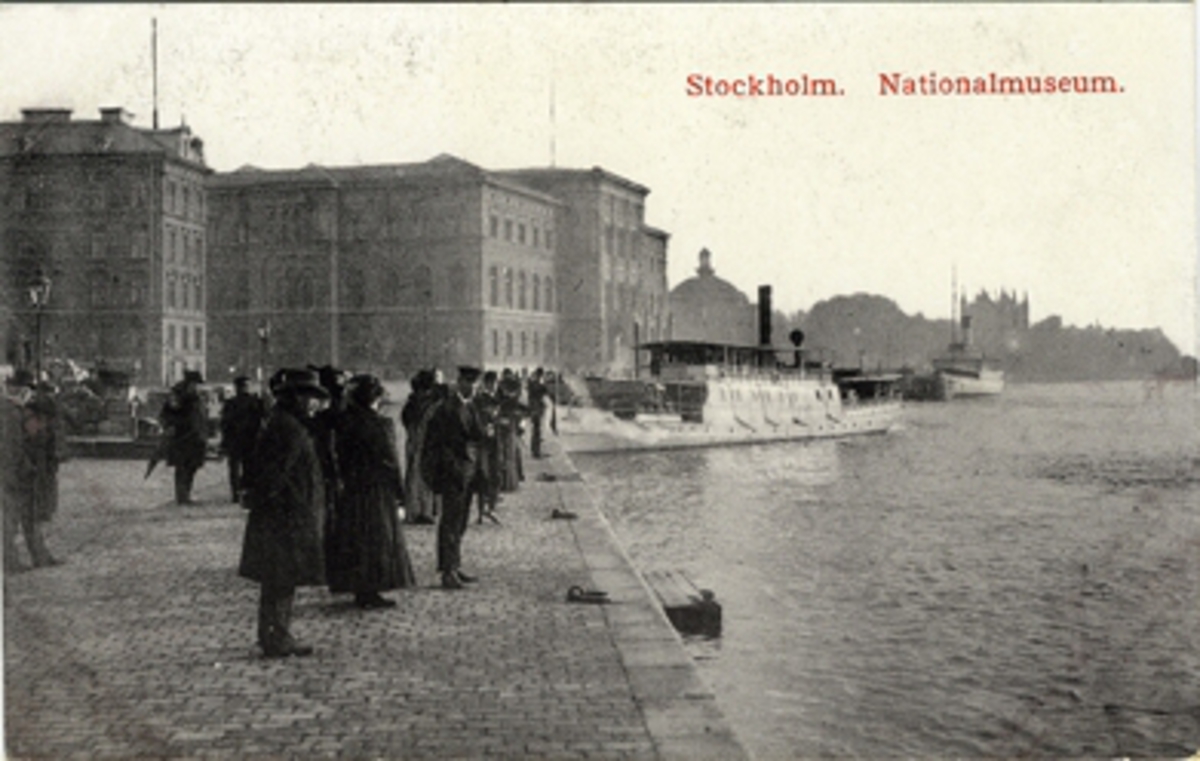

{"left": 574, "top": 382, "right": 1200, "bottom": 759}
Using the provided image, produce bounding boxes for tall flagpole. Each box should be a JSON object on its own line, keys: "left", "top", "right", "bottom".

{"left": 152, "top": 18, "right": 159, "bottom": 130}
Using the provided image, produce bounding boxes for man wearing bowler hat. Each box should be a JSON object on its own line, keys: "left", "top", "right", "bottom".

{"left": 422, "top": 365, "right": 488, "bottom": 589}
{"left": 238, "top": 369, "right": 329, "bottom": 658}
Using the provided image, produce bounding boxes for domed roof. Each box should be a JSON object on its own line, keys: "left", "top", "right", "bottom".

{"left": 668, "top": 249, "right": 756, "bottom": 344}
{"left": 670, "top": 248, "right": 750, "bottom": 305}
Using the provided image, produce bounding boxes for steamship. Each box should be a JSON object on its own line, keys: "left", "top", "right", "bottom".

{"left": 554, "top": 292, "right": 903, "bottom": 454}
{"left": 929, "top": 313, "right": 1005, "bottom": 400}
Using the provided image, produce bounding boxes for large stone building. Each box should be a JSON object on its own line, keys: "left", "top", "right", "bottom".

{"left": 668, "top": 248, "right": 757, "bottom": 346}
{"left": 206, "top": 155, "right": 562, "bottom": 380}
{"left": 0, "top": 107, "right": 211, "bottom": 386}
{"left": 209, "top": 160, "right": 671, "bottom": 381}
{"left": 497, "top": 167, "right": 671, "bottom": 375}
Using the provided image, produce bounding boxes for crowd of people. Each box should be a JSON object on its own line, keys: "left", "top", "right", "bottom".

{"left": 3, "top": 360, "right": 555, "bottom": 659}
{"left": 217, "top": 363, "right": 555, "bottom": 658}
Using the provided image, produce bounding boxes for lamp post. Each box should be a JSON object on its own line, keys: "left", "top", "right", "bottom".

{"left": 27, "top": 273, "right": 52, "bottom": 383}
{"left": 256, "top": 321, "right": 271, "bottom": 385}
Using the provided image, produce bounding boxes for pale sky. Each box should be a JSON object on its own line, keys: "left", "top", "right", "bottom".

{"left": 1, "top": 3, "right": 1195, "bottom": 354}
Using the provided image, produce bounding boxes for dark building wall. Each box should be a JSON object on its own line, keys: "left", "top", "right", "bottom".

{"left": 207, "top": 159, "right": 561, "bottom": 380}
{"left": 0, "top": 108, "right": 209, "bottom": 387}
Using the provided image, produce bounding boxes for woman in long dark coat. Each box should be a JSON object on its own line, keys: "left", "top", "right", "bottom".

{"left": 326, "top": 374, "right": 415, "bottom": 609}
{"left": 238, "top": 369, "right": 329, "bottom": 658}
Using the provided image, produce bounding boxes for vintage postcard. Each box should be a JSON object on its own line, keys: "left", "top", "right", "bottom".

{"left": 1, "top": 4, "right": 1196, "bottom": 759}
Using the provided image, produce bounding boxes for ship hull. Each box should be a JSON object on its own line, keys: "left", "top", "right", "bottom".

{"left": 940, "top": 369, "right": 1005, "bottom": 399}
{"left": 555, "top": 375, "right": 902, "bottom": 454}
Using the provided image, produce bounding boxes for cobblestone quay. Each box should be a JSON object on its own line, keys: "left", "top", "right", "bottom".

{"left": 4, "top": 436, "right": 747, "bottom": 760}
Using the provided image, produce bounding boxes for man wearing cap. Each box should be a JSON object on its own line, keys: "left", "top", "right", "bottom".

{"left": 219, "top": 376, "right": 265, "bottom": 504}
{"left": 422, "top": 365, "right": 488, "bottom": 589}
{"left": 160, "top": 370, "right": 208, "bottom": 505}
{"left": 238, "top": 369, "right": 329, "bottom": 658}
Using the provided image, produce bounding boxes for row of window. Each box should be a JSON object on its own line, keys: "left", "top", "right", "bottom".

{"left": 89, "top": 275, "right": 147, "bottom": 309}
{"left": 165, "top": 178, "right": 204, "bottom": 221}
{"left": 605, "top": 282, "right": 664, "bottom": 316}
{"left": 165, "top": 323, "right": 204, "bottom": 354}
{"left": 166, "top": 224, "right": 204, "bottom": 266}
{"left": 18, "top": 178, "right": 148, "bottom": 212}
{"left": 490, "top": 329, "right": 553, "bottom": 360}
{"left": 166, "top": 273, "right": 204, "bottom": 312}
{"left": 488, "top": 215, "right": 554, "bottom": 250}
{"left": 488, "top": 267, "right": 554, "bottom": 312}
{"left": 88, "top": 231, "right": 149, "bottom": 260}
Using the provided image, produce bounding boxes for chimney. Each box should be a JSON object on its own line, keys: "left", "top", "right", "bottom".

{"left": 961, "top": 314, "right": 974, "bottom": 347}
{"left": 21, "top": 108, "right": 72, "bottom": 123}
{"left": 99, "top": 107, "right": 134, "bottom": 125}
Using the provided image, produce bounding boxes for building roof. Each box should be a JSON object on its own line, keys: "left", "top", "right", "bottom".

{"left": 0, "top": 109, "right": 209, "bottom": 171}
{"left": 643, "top": 224, "right": 670, "bottom": 241}
{"left": 497, "top": 166, "right": 650, "bottom": 196}
{"left": 209, "top": 153, "right": 562, "bottom": 205}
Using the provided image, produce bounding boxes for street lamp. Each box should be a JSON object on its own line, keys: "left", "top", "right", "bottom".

{"left": 27, "top": 273, "right": 52, "bottom": 383}
{"left": 256, "top": 321, "right": 271, "bottom": 384}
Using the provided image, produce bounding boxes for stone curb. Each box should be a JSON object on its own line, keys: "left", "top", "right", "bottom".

{"left": 548, "top": 451, "right": 751, "bottom": 761}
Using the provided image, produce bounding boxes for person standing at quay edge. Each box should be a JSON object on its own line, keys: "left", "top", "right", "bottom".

{"left": 422, "top": 365, "right": 488, "bottom": 590}
{"left": 526, "top": 367, "right": 551, "bottom": 459}
{"left": 238, "top": 369, "right": 329, "bottom": 658}
{"left": 219, "top": 376, "right": 265, "bottom": 504}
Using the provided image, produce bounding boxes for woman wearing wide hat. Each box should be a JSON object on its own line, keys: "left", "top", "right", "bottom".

{"left": 326, "top": 374, "right": 416, "bottom": 608}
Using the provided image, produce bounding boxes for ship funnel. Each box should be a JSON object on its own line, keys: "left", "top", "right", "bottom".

{"left": 758, "top": 285, "right": 773, "bottom": 368}
{"left": 758, "top": 286, "right": 772, "bottom": 346}
{"left": 961, "top": 314, "right": 974, "bottom": 347}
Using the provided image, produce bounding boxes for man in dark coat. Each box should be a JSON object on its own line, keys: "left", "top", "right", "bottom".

{"left": 219, "top": 376, "right": 265, "bottom": 504}
{"left": 527, "top": 367, "right": 551, "bottom": 458}
{"left": 4, "top": 371, "right": 60, "bottom": 571}
{"left": 160, "top": 370, "right": 208, "bottom": 505}
{"left": 423, "top": 366, "right": 487, "bottom": 590}
{"left": 471, "top": 371, "right": 501, "bottom": 524}
{"left": 326, "top": 374, "right": 415, "bottom": 608}
{"left": 238, "top": 369, "right": 329, "bottom": 658}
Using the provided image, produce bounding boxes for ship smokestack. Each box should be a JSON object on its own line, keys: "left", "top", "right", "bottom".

{"left": 758, "top": 285, "right": 772, "bottom": 368}
{"left": 758, "top": 286, "right": 772, "bottom": 346}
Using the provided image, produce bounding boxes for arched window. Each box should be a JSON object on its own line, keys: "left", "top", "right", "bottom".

{"left": 532, "top": 274, "right": 541, "bottom": 310}
{"left": 504, "top": 268, "right": 513, "bottom": 308}
{"left": 521, "top": 331, "right": 527, "bottom": 357}
{"left": 518, "top": 271, "right": 527, "bottom": 310}
{"left": 488, "top": 266, "right": 499, "bottom": 307}
{"left": 545, "top": 277, "right": 554, "bottom": 313}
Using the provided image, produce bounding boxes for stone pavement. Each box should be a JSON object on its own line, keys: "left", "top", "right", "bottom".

{"left": 4, "top": 437, "right": 747, "bottom": 760}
